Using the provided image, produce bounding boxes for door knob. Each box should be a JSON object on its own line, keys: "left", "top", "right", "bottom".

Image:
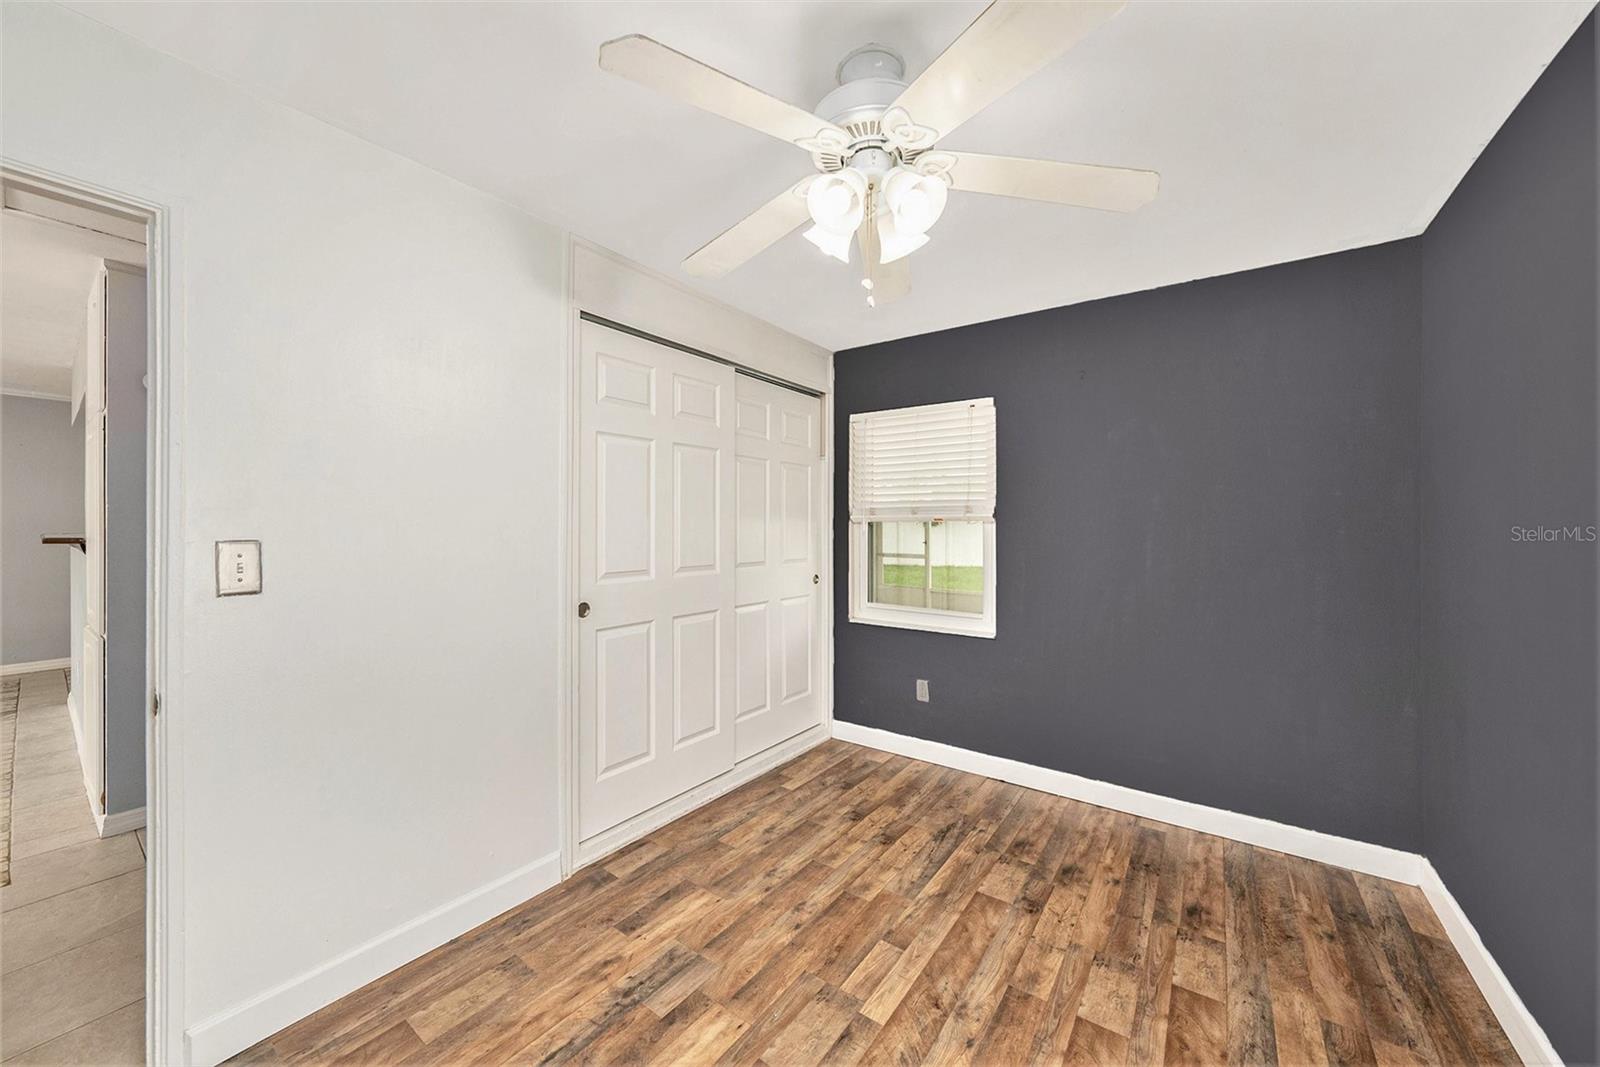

{"left": 578, "top": 601, "right": 591, "bottom": 618}
{"left": 813, "top": 574, "right": 820, "bottom": 585}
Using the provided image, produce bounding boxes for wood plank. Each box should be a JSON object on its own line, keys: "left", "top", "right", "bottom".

{"left": 1223, "top": 840, "right": 1280, "bottom": 1066}
{"left": 1287, "top": 855, "right": 1368, "bottom": 1032}
{"left": 1064, "top": 1016, "right": 1130, "bottom": 1064}
{"left": 1030, "top": 812, "right": 1137, "bottom": 1061}
{"left": 818, "top": 1012, "right": 880, "bottom": 1067}
{"left": 840, "top": 939, "right": 902, "bottom": 1002}
{"left": 1258, "top": 850, "right": 1329, "bottom": 1067}
{"left": 1412, "top": 932, "right": 1521, "bottom": 1065}
{"left": 1126, "top": 825, "right": 1186, "bottom": 1065}
{"left": 1355, "top": 873, "right": 1478, "bottom": 1066}
{"left": 861, "top": 891, "right": 1009, "bottom": 1059}
{"left": 921, "top": 889, "right": 1044, "bottom": 1064}
{"left": 1323, "top": 867, "right": 1442, "bottom": 1064}
{"left": 757, "top": 984, "right": 860, "bottom": 1067}
{"left": 969, "top": 985, "right": 1047, "bottom": 1066}
{"left": 1323, "top": 1016, "right": 1381, "bottom": 1067}
{"left": 1162, "top": 985, "right": 1228, "bottom": 1067}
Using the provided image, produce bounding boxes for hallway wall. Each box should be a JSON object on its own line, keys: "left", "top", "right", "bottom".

{"left": 1, "top": 395, "right": 84, "bottom": 667}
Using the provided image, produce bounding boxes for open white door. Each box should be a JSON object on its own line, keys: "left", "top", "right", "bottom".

{"left": 733, "top": 375, "right": 825, "bottom": 761}
{"left": 577, "top": 321, "right": 737, "bottom": 841}
{"left": 80, "top": 265, "right": 107, "bottom": 814}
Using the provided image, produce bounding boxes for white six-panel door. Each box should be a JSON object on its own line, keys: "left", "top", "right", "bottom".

{"left": 577, "top": 322, "right": 737, "bottom": 841}
{"left": 733, "top": 375, "right": 825, "bottom": 761}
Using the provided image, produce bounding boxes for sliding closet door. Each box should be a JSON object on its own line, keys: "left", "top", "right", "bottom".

{"left": 577, "top": 321, "right": 737, "bottom": 841}
{"left": 733, "top": 375, "right": 825, "bottom": 761}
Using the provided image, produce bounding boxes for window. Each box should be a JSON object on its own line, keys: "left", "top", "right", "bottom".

{"left": 849, "top": 398, "right": 996, "bottom": 638}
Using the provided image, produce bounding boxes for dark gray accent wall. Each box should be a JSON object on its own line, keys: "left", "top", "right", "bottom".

{"left": 1419, "top": 14, "right": 1597, "bottom": 1064}
{"left": 834, "top": 238, "right": 1425, "bottom": 851}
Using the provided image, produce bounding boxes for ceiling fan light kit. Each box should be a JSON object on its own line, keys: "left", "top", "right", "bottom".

{"left": 806, "top": 169, "right": 867, "bottom": 237}
{"left": 600, "top": 0, "right": 1160, "bottom": 307}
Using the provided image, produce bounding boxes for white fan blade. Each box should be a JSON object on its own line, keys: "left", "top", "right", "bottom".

{"left": 601, "top": 35, "right": 847, "bottom": 149}
{"left": 857, "top": 211, "right": 910, "bottom": 304}
{"left": 683, "top": 179, "right": 812, "bottom": 278}
{"left": 892, "top": 1, "right": 1126, "bottom": 144}
{"left": 937, "top": 151, "right": 1159, "bottom": 212}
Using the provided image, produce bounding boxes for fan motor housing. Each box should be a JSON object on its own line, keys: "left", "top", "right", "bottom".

{"left": 813, "top": 45, "right": 910, "bottom": 176}
{"left": 817, "top": 44, "right": 906, "bottom": 129}
{"left": 816, "top": 76, "right": 905, "bottom": 129}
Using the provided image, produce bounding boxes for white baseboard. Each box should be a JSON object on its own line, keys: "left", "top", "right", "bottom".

{"left": 575, "top": 723, "right": 830, "bottom": 869}
{"left": 1417, "top": 860, "right": 1564, "bottom": 1066}
{"left": 184, "top": 850, "right": 563, "bottom": 1066}
{"left": 1, "top": 657, "right": 70, "bottom": 677}
{"left": 831, "top": 721, "right": 1423, "bottom": 884}
{"left": 98, "top": 805, "right": 145, "bottom": 837}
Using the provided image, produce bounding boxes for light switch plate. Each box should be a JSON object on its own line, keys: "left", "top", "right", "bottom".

{"left": 916, "top": 679, "right": 930, "bottom": 702}
{"left": 216, "top": 540, "right": 262, "bottom": 596}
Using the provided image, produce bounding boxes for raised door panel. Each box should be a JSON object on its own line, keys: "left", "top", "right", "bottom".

{"left": 780, "top": 409, "right": 812, "bottom": 449}
{"left": 735, "top": 602, "right": 770, "bottom": 721}
{"left": 673, "top": 610, "right": 721, "bottom": 746}
{"left": 780, "top": 462, "right": 812, "bottom": 565}
{"left": 672, "top": 444, "right": 719, "bottom": 575}
{"left": 596, "top": 621, "right": 654, "bottom": 777}
{"left": 673, "top": 374, "right": 720, "bottom": 426}
{"left": 780, "top": 595, "right": 813, "bottom": 703}
{"left": 736, "top": 398, "right": 769, "bottom": 440}
{"left": 596, "top": 434, "right": 654, "bottom": 582}
{"left": 735, "top": 457, "right": 768, "bottom": 568}
{"left": 597, "top": 352, "right": 655, "bottom": 411}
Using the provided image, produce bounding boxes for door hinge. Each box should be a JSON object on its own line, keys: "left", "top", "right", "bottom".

{"left": 99, "top": 788, "right": 106, "bottom": 813}
{"left": 151, "top": 691, "right": 160, "bottom": 718}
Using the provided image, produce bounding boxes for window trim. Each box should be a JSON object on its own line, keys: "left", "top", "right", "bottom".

{"left": 848, "top": 520, "right": 997, "bottom": 639}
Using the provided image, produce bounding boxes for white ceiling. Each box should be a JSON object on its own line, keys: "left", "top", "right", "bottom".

{"left": 0, "top": 211, "right": 141, "bottom": 398}
{"left": 63, "top": 1, "right": 1595, "bottom": 351}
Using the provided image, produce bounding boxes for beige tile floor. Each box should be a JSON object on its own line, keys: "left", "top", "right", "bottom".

{"left": 0, "top": 670, "right": 145, "bottom": 1065}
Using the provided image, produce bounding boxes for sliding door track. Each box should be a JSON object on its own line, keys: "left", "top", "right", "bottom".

{"left": 578, "top": 311, "right": 824, "bottom": 399}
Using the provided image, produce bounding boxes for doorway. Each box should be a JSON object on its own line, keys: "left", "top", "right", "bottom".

{"left": 0, "top": 168, "right": 164, "bottom": 1066}
{"left": 572, "top": 317, "right": 828, "bottom": 864}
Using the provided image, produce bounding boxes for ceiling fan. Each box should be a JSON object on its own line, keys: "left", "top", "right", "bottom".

{"left": 599, "top": 1, "right": 1158, "bottom": 307}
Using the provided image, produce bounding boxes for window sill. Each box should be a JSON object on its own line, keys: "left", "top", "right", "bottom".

{"left": 848, "top": 609, "right": 996, "bottom": 640}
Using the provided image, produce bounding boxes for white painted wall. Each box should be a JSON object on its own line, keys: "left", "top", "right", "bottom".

{"left": 2, "top": 5, "right": 568, "bottom": 1061}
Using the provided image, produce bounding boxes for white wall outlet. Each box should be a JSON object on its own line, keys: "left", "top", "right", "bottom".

{"left": 216, "top": 540, "right": 262, "bottom": 596}
{"left": 916, "top": 679, "right": 930, "bottom": 702}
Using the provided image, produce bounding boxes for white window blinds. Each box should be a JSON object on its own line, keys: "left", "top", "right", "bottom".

{"left": 849, "top": 397, "right": 997, "bottom": 522}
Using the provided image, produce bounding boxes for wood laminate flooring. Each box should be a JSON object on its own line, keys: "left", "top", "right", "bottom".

{"left": 0, "top": 669, "right": 147, "bottom": 1065}
{"left": 233, "top": 740, "right": 1516, "bottom": 1066}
